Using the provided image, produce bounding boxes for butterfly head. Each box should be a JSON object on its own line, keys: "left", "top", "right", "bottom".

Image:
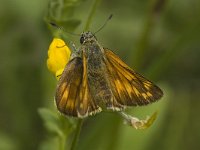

{"left": 80, "top": 31, "right": 97, "bottom": 44}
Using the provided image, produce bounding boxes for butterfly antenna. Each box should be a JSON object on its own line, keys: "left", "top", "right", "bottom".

{"left": 94, "top": 14, "right": 113, "bottom": 34}
{"left": 49, "top": 22, "right": 80, "bottom": 36}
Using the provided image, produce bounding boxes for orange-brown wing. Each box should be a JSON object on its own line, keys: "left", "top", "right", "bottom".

{"left": 55, "top": 57, "right": 101, "bottom": 118}
{"left": 104, "top": 48, "right": 163, "bottom": 108}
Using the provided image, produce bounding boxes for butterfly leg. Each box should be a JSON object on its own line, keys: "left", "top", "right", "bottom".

{"left": 70, "top": 42, "right": 78, "bottom": 51}
{"left": 69, "top": 42, "right": 81, "bottom": 59}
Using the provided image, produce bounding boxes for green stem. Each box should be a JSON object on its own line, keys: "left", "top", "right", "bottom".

{"left": 84, "top": 0, "right": 101, "bottom": 31}
{"left": 59, "top": 135, "right": 66, "bottom": 150}
{"left": 70, "top": 119, "right": 84, "bottom": 150}
{"left": 133, "top": 16, "right": 153, "bottom": 69}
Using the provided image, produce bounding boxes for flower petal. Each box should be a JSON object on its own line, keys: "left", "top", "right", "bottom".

{"left": 47, "top": 38, "right": 71, "bottom": 79}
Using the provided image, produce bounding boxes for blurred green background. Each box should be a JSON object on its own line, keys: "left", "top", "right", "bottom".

{"left": 0, "top": 0, "right": 200, "bottom": 150}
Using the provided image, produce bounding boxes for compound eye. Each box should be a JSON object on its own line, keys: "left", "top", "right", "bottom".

{"left": 80, "top": 36, "right": 84, "bottom": 44}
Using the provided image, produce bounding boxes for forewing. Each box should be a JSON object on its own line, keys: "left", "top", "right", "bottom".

{"left": 104, "top": 48, "right": 163, "bottom": 108}
{"left": 55, "top": 57, "right": 101, "bottom": 118}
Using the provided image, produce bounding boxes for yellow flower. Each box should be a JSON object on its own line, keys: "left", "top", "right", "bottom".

{"left": 47, "top": 38, "right": 71, "bottom": 80}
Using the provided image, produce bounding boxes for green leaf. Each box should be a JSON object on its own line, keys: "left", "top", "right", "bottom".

{"left": 0, "top": 132, "right": 18, "bottom": 150}
{"left": 39, "top": 137, "right": 59, "bottom": 150}
{"left": 38, "top": 108, "right": 64, "bottom": 137}
{"left": 38, "top": 108, "right": 76, "bottom": 137}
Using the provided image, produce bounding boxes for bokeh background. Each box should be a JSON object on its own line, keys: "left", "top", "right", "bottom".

{"left": 0, "top": 0, "right": 200, "bottom": 150}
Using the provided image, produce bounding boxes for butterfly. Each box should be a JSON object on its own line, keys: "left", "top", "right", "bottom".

{"left": 55, "top": 31, "right": 163, "bottom": 118}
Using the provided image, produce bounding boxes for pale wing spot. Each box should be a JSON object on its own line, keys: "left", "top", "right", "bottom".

{"left": 80, "top": 103, "right": 83, "bottom": 109}
{"left": 145, "top": 81, "right": 152, "bottom": 84}
{"left": 60, "top": 83, "right": 67, "bottom": 93}
{"left": 130, "top": 74, "right": 136, "bottom": 80}
{"left": 77, "top": 110, "right": 88, "bottom": 118}
{"left": 107, "top": 106, "right": 123, "bottom": 111}
{"left": 124, "top": 74, "right": 133, "bottom": 81}
{"left": 62, "top": 90, "right": 69, "bottom": 100}
{"left": 144, "top": 84, "right": 150, "bottom": 90}
{"left": 115, "top": 79, "right": 124, "bottom": 94}
{"left": 59, "top": 85, "right": 70, "bottom": 108}
{"left": 147, "top": 92, "right": 153, "bottom": 97}
{"left": 66, "top": 98, "right": 73, "bottom": 109}
{"left": 143, "top": 81, "right": 152, "bottom": 89}
{"left": 124, "top": 83, "right": 133, "bottom": 98}
{"left": 123, "top": 72, "right": 135, "bottom": 80}
{"left": 133, "top": 87, "right": 140, "bottom": 97}
{"left": 77, "top": 107, "right": 102, "bottom": 118}
{"left": 83, "top": 87, "right": 89, "bottom": 107}
{"left": 142, "top": 93, "right": 148, "bottom": 99}
{"left": 88, "top": 107, "right": 102, "bottom": 115}
{"left": 120, "top": 77, "right": 133, "bottom": 99}
{"left": 115, "top": 79, "right": 122, "bottom": 87}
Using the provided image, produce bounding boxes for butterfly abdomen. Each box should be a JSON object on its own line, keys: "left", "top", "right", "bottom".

{"left": 85, "top": 44, "right": 113, "bottom": 108}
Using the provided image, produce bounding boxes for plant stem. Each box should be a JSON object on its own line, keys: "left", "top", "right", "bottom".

{"left": 59, "top": 135, "right": 66, "bottom": 150}
{"left": 84, "top": 0, "right": 101, "bottom": 31}
{"left": 70, "top": 119, "right": 84, "bottom": 150}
